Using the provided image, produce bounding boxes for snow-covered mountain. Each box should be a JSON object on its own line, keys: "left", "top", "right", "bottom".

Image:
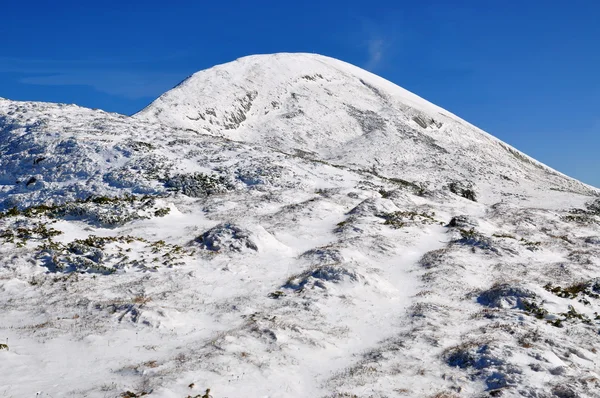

{"left": 1, "top": 54, "right": 599, "bottom": 398}
{"left": 135, "top": 53, "right": 596, "bottom": 204}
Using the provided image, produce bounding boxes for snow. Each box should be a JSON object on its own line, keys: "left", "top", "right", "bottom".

{"left": 1, "top": 53, "right": 600, "bottom": 397}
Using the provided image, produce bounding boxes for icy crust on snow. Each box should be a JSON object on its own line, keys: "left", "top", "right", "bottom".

{"left": 1, "top": 55, "right": 600, "bottom": 397}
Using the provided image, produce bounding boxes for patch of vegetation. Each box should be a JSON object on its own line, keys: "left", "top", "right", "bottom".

{"left": 335, "top": 219, "right": 349, "bottom": 229}
{"left": 334, "top": 216, "right": 360, "bottom": 234}
{"left": 120, "top": 391, "right": 150, "bottom": 398}
{"left": 0, "top": 194, "right": 172, "bottom": 227}
{"left": 444, "top": 342, "right": 498, "bottom": 369}
{"left": 546, "top": 306, "right": 595, "bottom": 328}
{"left": 301, "top": 73, "right": 323, "bottom": 81}
{"left": 518, "top": 284, "right": 600, "bottom": 327}
{"left": 521, "top": 300, "right": 548, "bottom": 320}
{"left": 378, "top": 210, "right": 439, "bottom": 229}
{"left": 558, "top": 305, "right": 592, "bottom": 325}
{"left": 0, "top": 343, "right": 8, "bottom": 351}
{"left": 563, "top": 200, "right": 600, "bottom": 224}
{"left": 517, "top": 329, "right": 541, "bottom": 348}
{"left": 164, "top": 172, "right": 232, "bottom": 197}
{"left": 235, "top": 163, "right": 287, "bottom": 187}
{"left": 268, "top": 290, "right": 286, "bottom": 299}
{"left": 391, "top": 178, "right": 427, "bottom": 196}
{"left": 127, "top": 140, "right": 154, "bottom": 152}
{"left": 418, "top": 249, "right": 447, "bottom": 269}
{"left": 0, "top": 222, "right": 62, "bottom": 246}
{"left": 361, "top": 168, "right": 426, "bottom": 196}
{"left": 428, "top": 393, "right": 460, "bottom": 398}
{"left": 548, "top": 234, "right": 574, "bottom": 244}
{"left": 453, "top": 228, "right": 497, "bottom": 253}
{"left": 85, "top": 195, "right": 136, "bottom": 205}
{"left": 562, "top": 213, "right": 596, "bottom": 224}
{"left": 378, "top": 189, "right": 394, "bottom": 198}
{"left": 492, "top": 233, "right": 516, "bottom": 239}
{"left": 519, "top": 238, "right": 541, "bottom": 251}
{"left": 37, "top": 235, "right": 190, "bottom": 274}
{"left": 544, "top": 281, "right": 600, "bottom": 303}
{"left": 587, "top": 198, "right": 600, "bottom": 214}
{"left": 448, "top": 181, "right": 477, "bottom": 202}
{"left": 153, "top": 207, "right": 170, "bottom": 217}
{"left": 0, "top": 206, "right": 21, "bottom": 219}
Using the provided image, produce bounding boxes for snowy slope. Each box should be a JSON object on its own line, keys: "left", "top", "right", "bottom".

{"left": 1, "top": 54, "right": 600, "bottom": 398}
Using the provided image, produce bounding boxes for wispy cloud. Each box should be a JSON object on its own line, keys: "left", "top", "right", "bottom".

{"left": 355, "top": 17, "right": 399, "bottom": 72}
{"left": 0, "top": 56, "right": 186, "bottom": 99}
{"left": 19, "top": 71, "right": 182, "bottom": 99}
{"left": 365, "top": 38, "right": 386, "bottom": 70}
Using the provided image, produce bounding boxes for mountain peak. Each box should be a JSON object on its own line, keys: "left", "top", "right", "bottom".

{"left": 136, "top": 52, "right": 447, "bottom": 126}
{"left": 135, "top": 52, "right": 596, "bottom": 202}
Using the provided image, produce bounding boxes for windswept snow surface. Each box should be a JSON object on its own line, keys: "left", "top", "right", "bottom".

{"left": 1, "top": 54, "right": 600, "bottom": 397}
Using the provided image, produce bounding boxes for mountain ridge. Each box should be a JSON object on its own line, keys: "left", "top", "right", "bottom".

{"left": 1, "top": 53, "right": 595, "bottom": 213}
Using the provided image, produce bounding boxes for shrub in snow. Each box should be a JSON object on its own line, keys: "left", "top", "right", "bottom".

{"left": 378, "top": 210, "right": 439, "bottom": 229}
{"left": 164, "top": 172, "right": 231, "bottom": 197}
{"left": 447, "top": 181, "right": 477, "bottom": 202}
{"left": 447, "top": 215, "right": 478, "bottom": 229}
{"left": 586, "top": 198, "right": 600, "bottom": 215}
{"left": 418, "top": 249, "right": 447, "bottom": 269}
{"left": 54, "top": 197, "right": 170, "bottom": 227}
{"left": 453, "top": 228, "right": 498, "bottom": 253}
{"left": 235, "top": 163, "right": 286, "bottom": 187}
{"left": 37, "top": 235, "right": 187, "bottom": 274}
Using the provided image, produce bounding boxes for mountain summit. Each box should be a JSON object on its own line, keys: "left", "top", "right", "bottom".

{"left": 2, "top": 54, "right": 600, "bottom": 397}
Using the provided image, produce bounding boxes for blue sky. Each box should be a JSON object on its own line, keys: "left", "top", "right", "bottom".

{"left": 2, "top": 1, "right": 599, "bottom": 187}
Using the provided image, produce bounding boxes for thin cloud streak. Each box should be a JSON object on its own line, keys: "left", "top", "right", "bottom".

{"left": 20, "top": 71, "right": 183, "bottom": 99}
{"left": 365, "top": 38, "right": 385, "bottom": 70}
{"left": 357, "top": 18, "right": 399, "bottom": 72}
{"left": 0, "top": 56, "right": 188, "bottom": 99}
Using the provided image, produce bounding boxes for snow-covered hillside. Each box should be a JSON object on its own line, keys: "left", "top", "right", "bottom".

{"left": 1, "top": 54, "right": 600, "bottom": 398}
